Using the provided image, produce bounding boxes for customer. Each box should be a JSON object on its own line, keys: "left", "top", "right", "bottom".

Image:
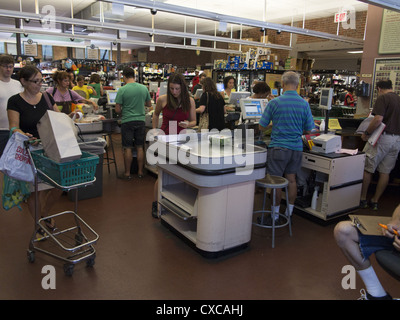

{"left": 192, "top": 72, "right": 207, "bottom": 99}
{"left": 259, "top": 71, "right": 314, "bottom": 224}
{"left": 344, "top": 87, "right": 355, "bottom": 107}
{"left": 359, "top": 79, "right": 400, "bottom": 211}
{"left": 89, "top": 73, "right": 104, "bottom": 100}
{"left": 47, "top": 71, "right": 98, "bottom": 114}
{"left": 191, "top": 70, "right": 200, "bottom": 93}
{"left": 334, "top": 203, "right": 400, "bottom": 300}
{"left": 115, "top": 66, "right": 152, "bottom": 180}
{"left": 7, "top": 65, "right": 62, "bottom": 233}
{"left": 251, "top": 81, "right": 273, "bottom": 100}
{"left": 196, "top": 77, "right": 226, "bottom": 131}
{"left": 72, "top": 75, "right": 97, "bottom": 100}
{"left": 220, "top": 75, "right": 236, "bottom": 104}
{"left": 151, "top": 73, "right": 196, "bottom": 217}
{"left": 0, "top": 54, "right": 23, "bottom": 157}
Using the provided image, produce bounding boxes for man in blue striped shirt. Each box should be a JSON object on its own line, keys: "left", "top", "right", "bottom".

{"left": 259, "top": 71, "right": 314, "bottom": 224}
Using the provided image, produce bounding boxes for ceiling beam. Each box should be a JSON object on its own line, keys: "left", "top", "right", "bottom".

{"left": 0, "top": 9, "right": 291, "bottom": 51}
{"left": 0, "top": 26, "right": 243, "bottom": 54}
{"left": 103, "top": 0, "right": 365, "bottom": 45}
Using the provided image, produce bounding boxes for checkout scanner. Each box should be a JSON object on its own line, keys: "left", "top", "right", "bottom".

{"left": 311, "top": 134, "right": 341, "bottom": 154}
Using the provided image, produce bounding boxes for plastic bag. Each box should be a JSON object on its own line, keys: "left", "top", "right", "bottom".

{"left": 2, "top": 175, "right": 31, "bottom": 211}
{"left": 0, "top": 132, "right": 34, "bottom": 183}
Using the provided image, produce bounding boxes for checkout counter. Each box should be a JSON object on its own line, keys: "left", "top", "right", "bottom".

{"left": 151, "top": 132, "right": 267, "bottom": 258}
{"left": 296, "top": 134, "right": 365, "bottom": 221}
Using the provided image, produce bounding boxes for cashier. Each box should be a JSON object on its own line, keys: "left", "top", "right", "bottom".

{"left": 251, "top": 81, "right": 274, "bottom": 100}
{"left": 259, "top": 71, "right": 314, "bottom": 224}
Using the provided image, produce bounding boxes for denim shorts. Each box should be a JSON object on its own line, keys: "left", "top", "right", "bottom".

{"left": 358, "top": 230, "right": 394, "bottom": 260}
{"left": 121, "top": 121, "right": 145, "bottom": 148}
{"left": 267, "top": 147, "right": 302, "bottom": 176}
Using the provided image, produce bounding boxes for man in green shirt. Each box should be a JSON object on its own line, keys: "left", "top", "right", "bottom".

{"left": 115, "top": 67, "right": 152, "bottom": 180}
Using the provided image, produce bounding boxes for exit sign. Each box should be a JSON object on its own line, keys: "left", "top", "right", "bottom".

{"left": 334, "top": 12, "right": 347, "bottom": 23}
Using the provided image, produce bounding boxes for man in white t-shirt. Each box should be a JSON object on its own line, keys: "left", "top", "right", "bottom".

{"left": 0, "top": 54, "right": 23, "bottom": 156}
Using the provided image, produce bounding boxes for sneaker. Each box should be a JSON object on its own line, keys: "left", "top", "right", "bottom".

{"left": 359, "top": 200, "right": 368, "bottom": 209}
{"left": 370, "top": 201, "right": 378, "bottom": 211}
{"left": 358, "top": 289, "right": 392, "bottom": 300}
{"left": 152, "top": 201, "right": 158, "bottom": 218}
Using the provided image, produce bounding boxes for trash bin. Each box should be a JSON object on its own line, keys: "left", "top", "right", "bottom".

{"left": 68, "top": 137, "right": 106, "bottom": 201}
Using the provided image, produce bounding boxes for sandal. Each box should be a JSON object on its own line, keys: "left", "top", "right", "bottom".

{"left": 36, "top": 228, "right": 47, "bottom": 241}
{"left": 42, "top": 217, "right": 57, "bottom": 231}
{"left": 118, "top": 175, "right": 132, "bottom": 181}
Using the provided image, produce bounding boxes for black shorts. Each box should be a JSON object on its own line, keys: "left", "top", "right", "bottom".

{"left": 121, "top": 121, "right": 145, "bottom": 148}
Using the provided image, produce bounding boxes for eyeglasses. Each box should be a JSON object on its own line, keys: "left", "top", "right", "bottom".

{"left": 0, "top": 64, "right": 14, "bottom": 69}
{"left": 28, "top": 79, "right": 44, "bottom": 85}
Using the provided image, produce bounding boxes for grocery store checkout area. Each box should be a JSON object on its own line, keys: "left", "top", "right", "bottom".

{"left": 295, "top": 88, "right": 366, "bottom": 221}
{"left": 150, "top": 131, "right": 267, "bottom": 258}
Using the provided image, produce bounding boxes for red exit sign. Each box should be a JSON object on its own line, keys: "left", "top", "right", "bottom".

{"left": 334, "top": 12, "right": 347, "bottom": 23}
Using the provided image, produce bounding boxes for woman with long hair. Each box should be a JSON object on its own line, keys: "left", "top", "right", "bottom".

{"left": 196, "top": 77, "right": 226, "bottom": 131}
{"left": 151, "top": 73, "right": 196, "bottom": 218}
{"left": 152, "top": 73, "right": 196, "bottom": 135}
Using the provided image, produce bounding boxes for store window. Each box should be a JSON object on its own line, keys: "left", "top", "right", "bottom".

{"left": 42, "top": 45, "right": 53, "bottom": 61}
{"left": 6, "top": 43, "right": 17, "bottom": 55}
{"left": 100, "top": 49, "right": 109, "bottom": 60}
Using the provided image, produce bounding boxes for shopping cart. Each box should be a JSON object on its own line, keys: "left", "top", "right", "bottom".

{"left": 25, "top": 142, "right": 100, "bottom": 276}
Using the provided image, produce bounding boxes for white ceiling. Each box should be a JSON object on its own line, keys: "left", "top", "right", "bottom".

{"left": 0, "top": 0, "right": 369, "bottom": 52}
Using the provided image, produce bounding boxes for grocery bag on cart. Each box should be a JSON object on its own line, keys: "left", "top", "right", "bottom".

{"left": 2, "top": 175, "right": 30, "bottom": 211}
{"left": 0, "top": 131, "right": 34, "bottom": 183}
{"left": 37, "top": 111, "right": 82, "bottom": 163}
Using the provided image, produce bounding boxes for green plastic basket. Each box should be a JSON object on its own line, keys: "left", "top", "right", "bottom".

{"left": 31, "top": 150, "right": 99, "bottom": 187}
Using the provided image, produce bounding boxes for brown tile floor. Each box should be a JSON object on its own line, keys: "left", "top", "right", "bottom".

{"left": 0, "top": 134, "right": 399, "bottom": 300}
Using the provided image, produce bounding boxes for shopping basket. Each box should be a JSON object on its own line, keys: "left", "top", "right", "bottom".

{"left": 31, "top": 150, "right": 99, "bottom": 188}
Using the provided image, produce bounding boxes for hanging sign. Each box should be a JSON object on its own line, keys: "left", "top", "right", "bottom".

{"left": 86, "top": 45, "right": 99, "bottom": 60}
{"left": 23, "top": 39, "right": 38, "bottom": 56}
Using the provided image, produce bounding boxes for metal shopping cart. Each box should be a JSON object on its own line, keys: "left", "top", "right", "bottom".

{"left": 25, "top": 142, "right": 100, "bottom": 276}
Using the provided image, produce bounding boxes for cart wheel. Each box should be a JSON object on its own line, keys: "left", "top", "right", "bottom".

{"left": 86, "top": 255, "right": 96, "bottom": 268}
{"left": 64, "top": 263, "right": 74, "bottom": 276}
{"left": 27, "top": 250, "right": 35, "bottom": 263}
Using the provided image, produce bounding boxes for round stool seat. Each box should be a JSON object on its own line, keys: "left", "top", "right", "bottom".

{"left": 256, "top": 175, "right": 288, "bottom": 189}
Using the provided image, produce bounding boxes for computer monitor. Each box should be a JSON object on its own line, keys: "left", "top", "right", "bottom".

{"left": 271, "top": 88, "right": 278, "bottom": 96}
{"left": 229, "top": 91, "right": 251, "bottom": 106}
{"left": 149, "top": 81, "right": 158, "bottom": 93}
{"left": 159, "top": 82, "right": 168, "bottom": 96}
{"left": 194, "top": 89, "right": 203, "bottom": 99}
{"left": 106, "top": 90, "right": 118, "bottom": 105}
{"left": 239, "top": 98, "right": 268, "bottom": 121}
{"left": 319, "top": 88, "right": 333, "bottom": 110}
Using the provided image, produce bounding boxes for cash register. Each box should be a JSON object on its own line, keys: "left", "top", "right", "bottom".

{"left": 311, "top": 134, "right": 342, "bottom": 154}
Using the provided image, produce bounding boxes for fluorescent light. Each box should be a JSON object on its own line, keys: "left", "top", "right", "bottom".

{"left": 347, "top": 50, "right": 363, "bottom": 54}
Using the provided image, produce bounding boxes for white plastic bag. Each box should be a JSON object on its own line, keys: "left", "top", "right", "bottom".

{"left": 0, "top": 132, "right": 34, "bottom": 183}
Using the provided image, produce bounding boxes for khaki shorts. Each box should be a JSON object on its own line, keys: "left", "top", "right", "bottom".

{"left": 363, "top": 133, "right": 400, "bottom": 174}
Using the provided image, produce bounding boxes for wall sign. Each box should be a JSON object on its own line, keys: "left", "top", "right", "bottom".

{"left": 379, "top": 9, "right": 400, "bottom": 54}
{"left": 370, "top": 57, "right": 400, "bottom": 108}
{"left": 23, "top": 40, "right": 38, "bottom": 56}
